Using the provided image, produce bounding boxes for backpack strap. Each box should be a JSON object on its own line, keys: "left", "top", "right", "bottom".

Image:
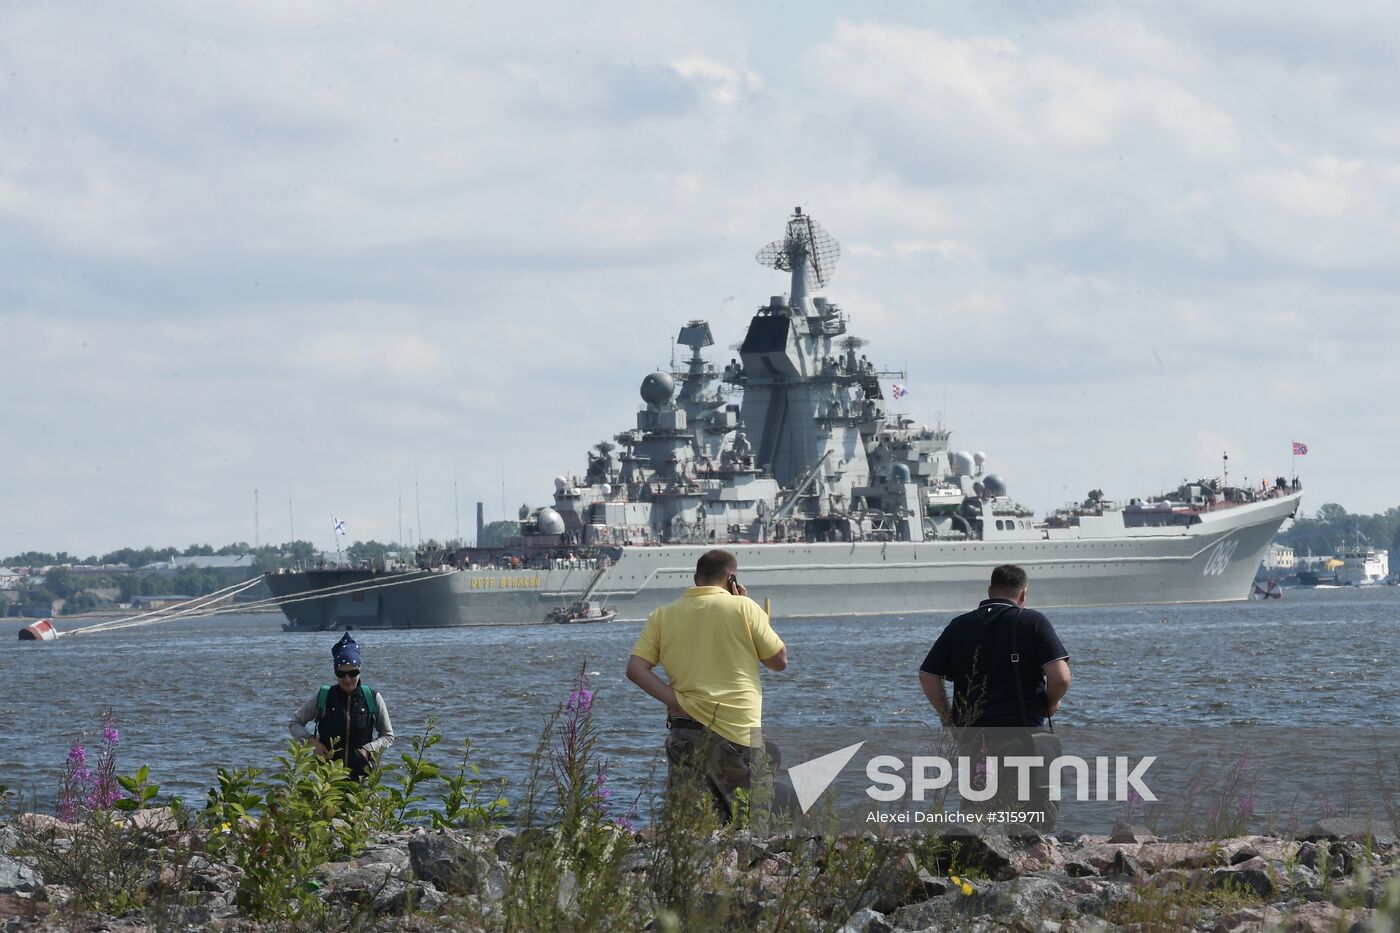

{"left": 359, "top": 684, "right": 378, "bottom": 718}
{"left": 1010, "top": 609, "right": 1054, "bottom": 732}
{"left": 317, "top": 685, "right": 331, "bottom": 716}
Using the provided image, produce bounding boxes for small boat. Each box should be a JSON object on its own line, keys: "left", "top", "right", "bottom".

{"left": 546, "top": 604, "right": 617, "bottom": 624}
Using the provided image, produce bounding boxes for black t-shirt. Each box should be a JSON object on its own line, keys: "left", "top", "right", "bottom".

{"left": 920, "top": 599, "right": 1069, "bottom": 727}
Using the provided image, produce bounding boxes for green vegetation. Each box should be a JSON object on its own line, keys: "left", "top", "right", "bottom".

{"left": 479, "top": 520, "right": 520, "bottom": 547}
{"left": 1279, "top": 502, "right": 1400, "bottom": 558}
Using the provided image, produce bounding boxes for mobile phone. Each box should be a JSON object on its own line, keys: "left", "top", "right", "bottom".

{"left": 726, "top": 573, "right": 739, "bottom": 593}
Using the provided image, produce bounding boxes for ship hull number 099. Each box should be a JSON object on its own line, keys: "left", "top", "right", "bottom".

{"left": 1202, "top": 539, "right": 1239, "bottom": 576}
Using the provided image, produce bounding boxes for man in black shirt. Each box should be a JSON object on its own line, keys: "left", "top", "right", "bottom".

{"left": 919, "top": 564, "right": 1071, "bottom": 728}
{"left": 919, "top": 565, "right": 1071, "bottom": 824}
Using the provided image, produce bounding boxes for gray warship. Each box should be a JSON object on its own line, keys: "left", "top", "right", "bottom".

{"left": 267, "top": 208, "right": 1302, "bottom": 630}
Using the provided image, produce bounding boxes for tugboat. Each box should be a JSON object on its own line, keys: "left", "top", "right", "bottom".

{"left": 546, "top": 603, "right": 617, "bottom": 625}
{"left": 267, "top": 208, "right": 1303, "bottom": 629}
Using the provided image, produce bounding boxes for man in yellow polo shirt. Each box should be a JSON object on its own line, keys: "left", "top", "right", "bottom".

{"left": 626, "top": 549, "right": 787, "bottom": 821}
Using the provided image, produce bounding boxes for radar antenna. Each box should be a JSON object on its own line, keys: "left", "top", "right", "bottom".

{"left": 755, "top": 206, "right": 841, "bottom": 307}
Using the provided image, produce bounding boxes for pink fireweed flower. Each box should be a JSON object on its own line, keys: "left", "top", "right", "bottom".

{"left": 567, "top": 688, "right": 593, "bottom": 713}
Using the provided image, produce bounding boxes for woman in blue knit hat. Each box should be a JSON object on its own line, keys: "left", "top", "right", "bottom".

{"left": 288, "top": 632, "right": 396, "bottom": 780}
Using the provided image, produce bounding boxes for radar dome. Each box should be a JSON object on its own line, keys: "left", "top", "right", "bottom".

{"left": 982, "top": 474, "right": 1007, "bottom": 497}
{"left": 536, "top": 507, "right": 566, "bottom": 535}
{"left": 640, "top": 371, "right": 675, "bottom": 406}
{"left": 974, "top": 452, "right": 987, "bottom": 467}
{"left": 892, "top": 463, "right": 911, "bottom": 483}
{"left": 553, "top": 476, "right": 568, "bottom": 492}
{"left": 600, "top": 483, "right": 612, "bottom": 496}
{"left": 949, "top": 451, "right": 975, "bottom": 476}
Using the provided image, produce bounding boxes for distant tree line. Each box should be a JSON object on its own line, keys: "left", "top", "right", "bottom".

{"left": 0, "top": 539, "right": 416, "bottom": 616}
{"left": 1277, "top": 503, "right": 1400, "bottom": 559}
{"left": 4, "top": 528, "right": 518, "bottom": 617}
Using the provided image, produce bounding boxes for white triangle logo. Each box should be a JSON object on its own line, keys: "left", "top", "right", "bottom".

{"left": 788, "top": 741, "right": 865, "bottom": 814}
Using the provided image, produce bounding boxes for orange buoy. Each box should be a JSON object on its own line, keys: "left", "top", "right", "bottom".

{"left": 18, "top": 619, "right": 59, "bottom": 641}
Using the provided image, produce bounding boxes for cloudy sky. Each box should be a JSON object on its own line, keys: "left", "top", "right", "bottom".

{"left": 4, "top": 1, "right": 1398, "bottom": 557}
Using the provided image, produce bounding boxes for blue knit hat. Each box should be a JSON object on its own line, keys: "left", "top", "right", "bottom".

{"left": 332, "top": 632, "right": 361, "bottom": 669}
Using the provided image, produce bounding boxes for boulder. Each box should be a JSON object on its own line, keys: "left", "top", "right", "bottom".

{"left": 837, "top": 906, "right": 893, "bottom": 933}
{"left": 1208, "top": 857, "right": 1277, "bottom": 898}
{"left": 121, "top": 806, "right": 180, "bottom": 834}
{"left": 892, "top": 875, "right": 1072, "bottom": 930}
{"left": 943, "top": 829, "right": 1018, "bottom": 879}
{"left": 408, "top": 830, "right": 490, "bottom": 896}
{"left": 868, "top": 852, "right": 949, "bottom": 913}
{"left": 1299, "top": 818, "right": 1396, "bottom": 848}
{"left": 1107, "top": 824, "right": 1156, "bottom": 844}
{"left": 0, "top": 856, "right": 40, "bottom": 895}
{"left": 1105, "top": 850, "right": 1140, "bottom": 879}
{"left": 1281, "top": 901, "right": 1364, "bottom": 933}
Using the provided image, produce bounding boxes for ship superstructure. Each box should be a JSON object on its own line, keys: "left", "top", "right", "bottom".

{"left": 266, "top": 209, "right": 1303, "bottom": 629}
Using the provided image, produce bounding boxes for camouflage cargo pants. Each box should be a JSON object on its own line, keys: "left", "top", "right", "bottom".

{"left": 664, "top": 722, "right": 756, "bottom": 823}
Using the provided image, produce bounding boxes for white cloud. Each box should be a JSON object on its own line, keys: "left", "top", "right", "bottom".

{"left": 2, "top": 2, "right": 1398, "bottom": 555}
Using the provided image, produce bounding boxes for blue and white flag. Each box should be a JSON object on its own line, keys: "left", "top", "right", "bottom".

{"left": 334, "top": 517, "right": 347, "bottom": 536}
{"left": 891, "top": 384, "right": 909, "bottom": 400}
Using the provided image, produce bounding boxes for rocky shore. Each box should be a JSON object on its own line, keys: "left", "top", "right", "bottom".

{"left": 3, "top": 811, "right": 1400, "bottom": 932}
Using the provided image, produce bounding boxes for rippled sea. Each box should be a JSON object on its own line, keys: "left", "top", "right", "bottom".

{"left": 3, "top": 586, "right": 1397, "bottom": 806}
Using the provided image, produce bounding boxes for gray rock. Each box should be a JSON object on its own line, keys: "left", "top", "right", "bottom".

{"left": 1279, "top": 863, "right": 1323, "bottom": 895}
{"left": 1107, "top": 823, "right": 1155, "bottom": 844}
{"left": 482, "top": 860, "right": 508, "bottom": 903}
{"left": 0, "top": 855, "right": 40, "bottom": 895}
{"left": 1061, "top": 919, "right": 1116, "bottom": 933}
{"left": 942, "top": 829, "right": 1017, "bottom": 879}
{"left": 321, "top": 860, "right": 414, "bottom": 913}
{"left": 838, "top": 906, "right": 893, "bottom": 933}
{"left": 409, "top": 881, "right": 447, "bottom": 913}
{"left": 491, "top": 828, "right": 518, "bottom": 858}
{"left": 734, "top": 834, "right": 770, "bottom": 869}
{"left": 408, "top": 830, "right": 490, "bottom": 896}
{"left": 1300, "top": 818, "right": 1396, "bottom": 848}
{"left": 356, "top": 842, "right": 412, "bottom": 873}
{"left": 1106, "top": 850, "right": 1140, "bottom": 878}
{"left": 1228, "top": 843, "right": 1261, "bottom": 865}
{"left": 893, "top": 875, "right": 1070, "bottom": 929}
{"left": 1328, "top": 841, "right": 1363, "bottom": 876}
{"left": 1216, "top": 906, "right": 1266, "bottom": 930}
{"left": 1064, "top": 877, "right": 1135, "bottom": 917}
{"left": 1064, "top": 860, "right": 1098, "bottom": 878}
{"left": 869, "top": 852, "right": 950, "bottom": 913}
{"left": 1208, "top": 861, "right": 1276, "bottom": 898}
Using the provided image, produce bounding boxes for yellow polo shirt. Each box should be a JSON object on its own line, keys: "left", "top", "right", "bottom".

{"left": 631, "top": 586, "right": 785, "bottom": 746}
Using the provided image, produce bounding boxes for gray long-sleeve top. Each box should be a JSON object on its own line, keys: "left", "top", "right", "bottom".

{"left": 288, "top": 688, "right": 396, "bottom": 756}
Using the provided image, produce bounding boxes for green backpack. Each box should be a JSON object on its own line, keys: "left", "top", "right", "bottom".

{"left": 317, "top": 683, "right": 377, "bottom": 718}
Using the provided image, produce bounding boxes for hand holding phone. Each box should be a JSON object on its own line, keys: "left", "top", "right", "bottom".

{"left": 726, "top": 573, "right": 745, "bottom": 596}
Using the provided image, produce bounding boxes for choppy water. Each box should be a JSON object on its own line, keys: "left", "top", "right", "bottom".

{"left": 3, "top": 586, "right": 1398, "bottom": 808}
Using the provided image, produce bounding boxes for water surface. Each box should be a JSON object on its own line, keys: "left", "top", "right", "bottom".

{"left": 3, "top": 586, "right": 1396, "bottom": 806}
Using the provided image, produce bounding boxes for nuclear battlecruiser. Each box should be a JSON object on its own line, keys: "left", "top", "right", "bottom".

{"left": 267, "top": 208, "right": 1302, "bottom": 629}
